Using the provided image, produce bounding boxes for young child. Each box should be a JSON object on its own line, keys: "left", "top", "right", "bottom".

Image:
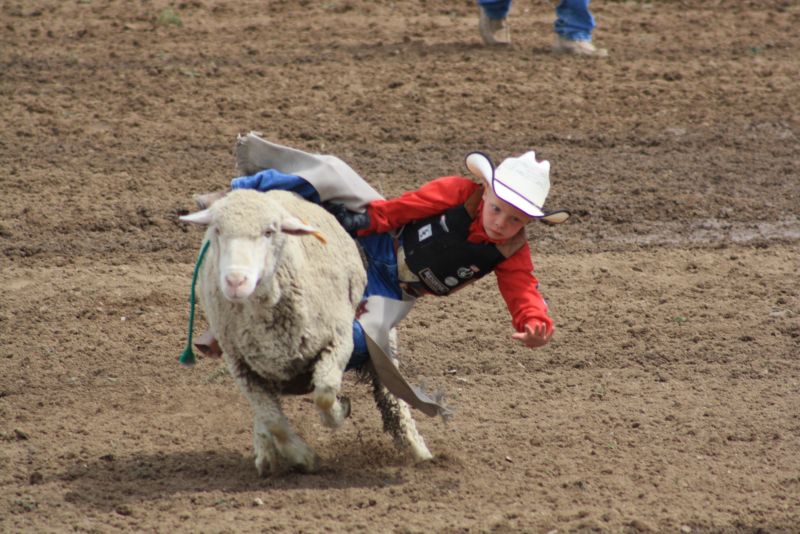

{"left": 193, "top": 147, "right": 570, "bottom": 375}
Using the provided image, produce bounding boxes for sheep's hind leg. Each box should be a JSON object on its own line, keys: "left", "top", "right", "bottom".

{"left": 373, "top": 328, "right": 433, "bottom": 461}
{"left": 312, "top": 341, "right": 351, "bottom": 429}
{"left": 371, "top": 371, "right": 433, "bottom": 461}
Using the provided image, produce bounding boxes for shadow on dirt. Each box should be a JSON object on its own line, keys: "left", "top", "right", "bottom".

{"left": 58, "top": 449, "right": 405, "bottom": 512}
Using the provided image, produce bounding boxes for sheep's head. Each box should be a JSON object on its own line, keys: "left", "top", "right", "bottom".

{"left": 180, "top": 189, "right": 320, "bottom": 301}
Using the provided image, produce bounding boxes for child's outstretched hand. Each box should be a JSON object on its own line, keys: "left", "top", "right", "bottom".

{"left": 512, "top": 322, "right": 553, "bottom": 348}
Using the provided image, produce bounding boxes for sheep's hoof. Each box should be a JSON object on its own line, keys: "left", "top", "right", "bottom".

{"left": 283, "top": 444, "right": 319, "bottom": 473}
{"left": 315, "top": 392, "right": 351, "bottom": 428}
{"left": 255, "top": 453, "right": 278, "bottom": 477}
{"left": 411, "top": 444, "right": 434, "bottom": 462}
{"left": 289, "top": 453, "right": 319, "bottom": 474}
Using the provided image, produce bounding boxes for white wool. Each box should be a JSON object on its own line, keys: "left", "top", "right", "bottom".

{"left": 197, "top": 190, "right": 365, "bottom": 383}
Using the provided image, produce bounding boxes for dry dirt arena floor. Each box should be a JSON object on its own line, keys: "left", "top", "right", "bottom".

{"left": 2, "top": 0, "right": 799, "bottom": 532}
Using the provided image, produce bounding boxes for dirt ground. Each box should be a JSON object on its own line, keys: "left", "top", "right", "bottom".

{"left": 2, "top": 0, "right": 799, "bottom": 532}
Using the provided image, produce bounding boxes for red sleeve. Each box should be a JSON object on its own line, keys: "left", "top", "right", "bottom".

{"left": 495, "top": 243, "right": 554, "bottom": 334}
{"left": 360, "top": 176, "right": 478, "bottom": 235}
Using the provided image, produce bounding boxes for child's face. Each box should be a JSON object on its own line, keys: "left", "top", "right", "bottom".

{"left": 481, "top": 186, "right": 533, "bottom": 241}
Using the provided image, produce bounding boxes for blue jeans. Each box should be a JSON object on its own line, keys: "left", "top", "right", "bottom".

{"left": 347, "top": 233, "right": 403, "bottom": 369}
{"left": 231, "top": 169, "right": 321, "bottom": 203}
{"left": 231, "top": 170, "right": 402, "bottom": 370}
{"left": 477, "top": 0, "right": 597, "bottom": 41}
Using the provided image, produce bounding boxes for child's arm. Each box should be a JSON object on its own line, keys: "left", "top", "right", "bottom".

{"left": 495, "top": 246, "right": 555, "bottom": 349}
{"left": 360, "top": 176, "right": 477, "bottom": 234}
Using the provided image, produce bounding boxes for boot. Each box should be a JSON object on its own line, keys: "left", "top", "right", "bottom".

{"left": 479, "top": 10, "right": 511, "bottom": 46}
{"left": 553, "top": 36, "right": 608, "bottom": 57}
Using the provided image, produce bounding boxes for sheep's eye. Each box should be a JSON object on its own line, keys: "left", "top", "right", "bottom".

{"left": 263, "top": 229, "right": 274, "bottom": 238}
{"left": 214, "top": 227, "right": 221, "bottom": 236}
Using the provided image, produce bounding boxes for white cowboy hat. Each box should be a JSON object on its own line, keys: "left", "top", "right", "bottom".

{"left": 465, "top": 151, "right": 571, "bottom": 225}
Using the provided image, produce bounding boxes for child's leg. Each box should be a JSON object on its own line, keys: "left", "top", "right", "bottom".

{"left": 346, "top": 233, "right": 404, "bottom": 371}
{"left": 231, "top": 169, "right": 321, "bottom": 203}
{"left": 347, "top": 320, "right": 371, "bottom": 371}
{"left": 358, "top": 233, "right": 403, "bottom": 300}
{"left": 195, "top": 169, "right": 322, "bottom": 210}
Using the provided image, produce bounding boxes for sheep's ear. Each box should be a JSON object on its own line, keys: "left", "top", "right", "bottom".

{"left": 281, "top": 216, "right": 327, "bottom": 244}
{"left": 280, "top": 216, "right": 318, "bottom": 235}
{"left": 180, "top": 209, "right": 213, "bottom": 226}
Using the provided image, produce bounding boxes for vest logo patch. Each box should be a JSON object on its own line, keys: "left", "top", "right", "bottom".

{"left": 418, "top": 223, "right": 433, "bottom": 241}
{"left": 457, "top": 266, "right": 476, "bottom": 279}
{"left": 419, "top": 268, "right": 449, "bottom": 294}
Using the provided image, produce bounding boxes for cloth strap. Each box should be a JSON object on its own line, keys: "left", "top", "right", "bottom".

{"left": 358, "top": 296, "right": 452, "bottom": 421}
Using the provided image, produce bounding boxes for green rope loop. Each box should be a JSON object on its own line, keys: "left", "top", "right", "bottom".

{"left": 179, "top": 240, "right": 211, "bottom": 366}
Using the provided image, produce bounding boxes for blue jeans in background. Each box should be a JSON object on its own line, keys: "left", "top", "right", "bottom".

{"left": 477, "top": 0, "right": 597, "bottom": 41}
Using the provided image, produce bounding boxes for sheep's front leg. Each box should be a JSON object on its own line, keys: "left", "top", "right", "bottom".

{"left": 252, "top": 417, "right": 279, "bottom": 476}
{"left": 312, "top": 336, "right": 351, "bottom": 429}
{"left": 248, "top": 391, "right": 319, "bottom": 474}
{"left": 230, "top": 364, "right": 318, "bottom": 475}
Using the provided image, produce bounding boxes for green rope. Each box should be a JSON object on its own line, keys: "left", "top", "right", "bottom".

{"left": 179, "top": 240, "right": 211, "bottom": 367}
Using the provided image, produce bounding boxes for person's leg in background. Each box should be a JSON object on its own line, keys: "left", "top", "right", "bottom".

{"left": 553, "top": 0, "right": 608, "bottom": 57}
{"left": 477, "top": 0, "right": 512, "bottom": 45}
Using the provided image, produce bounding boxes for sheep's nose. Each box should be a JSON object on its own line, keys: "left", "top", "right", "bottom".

{"left": 225, "top": 272, "right": 248, "bottom": 291}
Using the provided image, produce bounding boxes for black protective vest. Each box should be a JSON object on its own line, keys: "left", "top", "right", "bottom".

{"left": 400, "top": 202, "right": 506, "bottom": 296}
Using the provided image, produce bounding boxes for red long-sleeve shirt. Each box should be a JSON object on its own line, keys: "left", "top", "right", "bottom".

{"left": 361, "top": 176, "right": 553, "bottom": 334}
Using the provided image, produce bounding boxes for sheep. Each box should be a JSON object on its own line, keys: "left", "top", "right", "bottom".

{"left": 180, "top": 188, "right": 432, "bottom": 475}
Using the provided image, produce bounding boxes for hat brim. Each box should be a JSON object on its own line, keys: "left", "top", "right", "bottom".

{"left": 465, "top": 151, "right": 495, "bottom": 183}
{"left": 538, "top": 210, "right": 571, "bottom": 225}
{"left": 491, "top": 178, "right": 546, "bottom": 217}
